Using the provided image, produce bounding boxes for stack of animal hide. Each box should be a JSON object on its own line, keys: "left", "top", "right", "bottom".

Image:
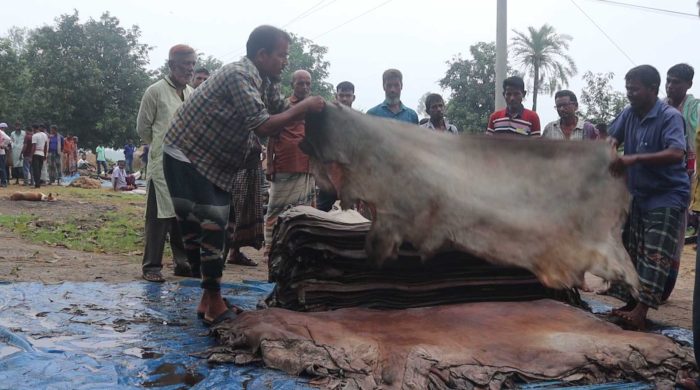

{"left": 266, "top": 206, "right": 578, "bottom": 311}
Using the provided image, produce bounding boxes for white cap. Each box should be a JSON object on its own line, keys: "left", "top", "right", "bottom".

{"left": 0, "top": 123, "right": 7, "bottom": 128}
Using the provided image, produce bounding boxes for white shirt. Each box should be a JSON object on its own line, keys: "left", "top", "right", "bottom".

{"left": 421, "top": 119, "right": 459, "bottom": 134}
{"left": 0, "top": 130, "right": 11, "bottom": 156}
{"left": 112, "top": 165, "right": 127, "bottom": 188}
{"left": 31, "top": 131, "right": 48, "bottom": 156}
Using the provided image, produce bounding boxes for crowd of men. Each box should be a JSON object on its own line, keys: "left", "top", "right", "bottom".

{"left": 0, "top": 123, "right": 79, "bottom": 188}
{"left": 2, "top": 22, "right": 700, "bottom": 387}
{"left": 128, "top": 24, "right": 697, "bottom": 339}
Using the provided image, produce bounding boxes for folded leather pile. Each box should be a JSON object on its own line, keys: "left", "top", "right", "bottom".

{"left": 266, "top": 206, "right": 579, "bottom": 311}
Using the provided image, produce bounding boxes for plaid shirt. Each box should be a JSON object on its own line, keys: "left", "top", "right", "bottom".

{"left": 165, "top": 57, "right": 286, "bottom": 192}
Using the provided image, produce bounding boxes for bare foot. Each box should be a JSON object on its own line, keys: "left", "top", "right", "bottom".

{"left": 203, "top": 290, "right": 228, "bottom": 323}
{"left": 612, "top": 303, "right": 649, "bottom": 331}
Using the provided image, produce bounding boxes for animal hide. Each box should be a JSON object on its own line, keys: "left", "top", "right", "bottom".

{"left": 300, "top": 105, "right": 637, "bottom": 290}
{"left": 209, "top": 300, "right": 694, "bottom": 389}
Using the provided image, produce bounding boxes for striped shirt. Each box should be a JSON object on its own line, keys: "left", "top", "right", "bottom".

{"left": 165, "top": 57, "right": 286, "bottom": 192}
{"left": 487, "top": 107, "right": 541, "bottom": 136}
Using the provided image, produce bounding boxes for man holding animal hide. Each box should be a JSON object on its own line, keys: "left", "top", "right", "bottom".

{"left": 607, "top": 65, "right": 690, "bottom": 330}
{"left": 162, "top": 25, "right": 325, "bottom": 325}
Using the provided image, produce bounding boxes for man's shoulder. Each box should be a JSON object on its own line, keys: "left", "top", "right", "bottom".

{"left": 543, "top": 119, "right": 559, "bottom": 130}
{"left": 521, "top": 108, "right": 540, "bottom": 120}
{"left": 146, "top": 79, "right": 168, "bottom": 92}
{"left": 489, "top": 108, "right": 507, "bottom": 118}
{"left": 366, "top": 104, "right": 384, "bottom": 115}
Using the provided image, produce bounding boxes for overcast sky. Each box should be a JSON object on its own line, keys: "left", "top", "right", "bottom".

{"left": 4, "top": 0, "right": 700, "bottom": 125}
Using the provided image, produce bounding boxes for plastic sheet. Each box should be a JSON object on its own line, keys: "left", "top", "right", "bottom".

{"left": 0, "top": 280, "right": 311, "bottom": 389}
{"left": 582, "top": 297, "right": 694, "bottom": 347}
{"left": 0, "top": 280, "right": 691, "bottom": 389}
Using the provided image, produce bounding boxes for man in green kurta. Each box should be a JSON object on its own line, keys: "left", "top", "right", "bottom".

{"left": 136, "top": 44, "right": 194, "bottom": 282}
{"left": 10, "top": 122, "right": 25, "bottom": 185}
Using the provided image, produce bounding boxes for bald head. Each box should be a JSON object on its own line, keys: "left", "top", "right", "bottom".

{"left": 292, "top": 69, "right": 312, "bottom": 100}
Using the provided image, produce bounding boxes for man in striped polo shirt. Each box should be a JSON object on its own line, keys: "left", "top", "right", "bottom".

{"left": 486, "top": 76, "right": 541, "bottom": 136}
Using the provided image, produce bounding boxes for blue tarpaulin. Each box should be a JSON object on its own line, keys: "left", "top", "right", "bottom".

{"left": 0, "top": 280, "right": 691, "bottom": 389}
{"left": 0, "top": 280, "right": 311, "bottom": 389}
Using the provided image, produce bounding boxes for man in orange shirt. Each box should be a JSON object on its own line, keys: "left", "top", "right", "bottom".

{"left": 264, "top": 69, "right": 316, "bottom": 251}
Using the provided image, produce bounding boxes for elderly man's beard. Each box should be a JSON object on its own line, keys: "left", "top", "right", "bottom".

{"left": 385, "top": 96, "right": 401, "bottom": 105}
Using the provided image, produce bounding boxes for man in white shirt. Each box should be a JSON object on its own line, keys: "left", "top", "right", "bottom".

{"left": 421, "top": 94, "right": 459, "bottom": 134}
{"left": 31, "top": 124, "right": 48, "bottom": 189}
{"left": 112, "top": 160, "right": 136, "bottom": 191}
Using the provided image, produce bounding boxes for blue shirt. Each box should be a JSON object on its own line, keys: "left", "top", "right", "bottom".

{"left": 609, "top": 98, "right": 689, "bottom": 210}
{"left": 367, "top": 101, "right": 419, "bottom": 124}
{"left": 124, "top": 143, "right": 135, "bottom": 158}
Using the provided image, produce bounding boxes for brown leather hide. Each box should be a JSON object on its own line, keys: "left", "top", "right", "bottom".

{"left": 301, "top": 106, "right": 637, "bottom": 290}
{"left": 210, "top": 300, "right": 693, "bottom": 389}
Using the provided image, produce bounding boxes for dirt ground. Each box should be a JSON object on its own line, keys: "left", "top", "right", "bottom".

{"left": 0, "top": 185, "right": 267, "bottom": 285}
{"left": 0, "top": 184, "right": 695, "bottom": 329}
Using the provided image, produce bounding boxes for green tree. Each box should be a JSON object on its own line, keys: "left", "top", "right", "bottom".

{"left": 439, "top": 42, "right": 499, "bottom": 133}
{"left": 17, "top": 11, "right": 152, "bottom": 148}
{"left": 511, "top": 24, "right": 577, "bottom": 111}
{"left": 579, "top": 71, "right": 627, "bottom": 125}
{"left": 280, "top": 34, "right": 334, "bottom": 100}
{"left": 0, "top": 37, "right": 24, "bottom": 122}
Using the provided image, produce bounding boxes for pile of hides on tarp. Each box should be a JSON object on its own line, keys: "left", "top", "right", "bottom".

{"left": 68, "top": 176, "right": 102, "bottom": 189}
{"left": 209, "top": 207, "right": 697, "bottom": 389}
{"left": 265, "top": 206, "right": 579, "bottom": 311}
{"left": 210, "top": 299, "right": 695, "bottom": 389}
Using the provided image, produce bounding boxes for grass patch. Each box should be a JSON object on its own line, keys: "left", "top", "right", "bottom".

{"left": 0, "top": 210, "right": 144, "bottom": 255}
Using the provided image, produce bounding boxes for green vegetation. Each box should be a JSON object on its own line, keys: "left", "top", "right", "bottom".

{"left": 0, "top": 210, "right": 142, "bottom": 254}
{"left": 0, "top": 187, "right": 146, "bottom": 255}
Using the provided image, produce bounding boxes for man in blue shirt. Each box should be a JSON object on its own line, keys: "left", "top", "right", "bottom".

{"left": 367, "top": 69, "right": 418, "bottom": 124}
{"left": 124, "top": 139, "right": 135, "bottom": 173}
{"left": 607, "top": 65, "right": 689, "bottom": 331}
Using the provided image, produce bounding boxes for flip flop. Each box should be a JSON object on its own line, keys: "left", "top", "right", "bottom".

{"left": 142, "top": 271, "right": 165, "bottom": 283}
{"left": 197, "top": 298, "right": 241, "bottom": 319}
{"left": 202, "top": 308, "right": 238, "bottom": 327}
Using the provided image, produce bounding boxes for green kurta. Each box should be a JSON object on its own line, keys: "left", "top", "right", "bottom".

{"left": 10, "top": 130, "right": 25, "bottom": 168}
{"left": 136, "top": 76, "right": 193, "bottom": 218}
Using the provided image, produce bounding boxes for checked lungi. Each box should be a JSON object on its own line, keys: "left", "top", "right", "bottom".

{"left": 225, "top": 163, "right": 265, "bottom": 251}
{"left": 608, "top": 201, "right": 683, "bottom": 309}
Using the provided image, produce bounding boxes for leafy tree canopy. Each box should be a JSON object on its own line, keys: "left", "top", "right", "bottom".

{"left": 579, "top": 71, "right": 627, "bottom": 125}
{"left": 440, "top": 42, "right": 503, "bottom": 133}
{"left": 2, "top": 11, "right": 153, "bottom": 149}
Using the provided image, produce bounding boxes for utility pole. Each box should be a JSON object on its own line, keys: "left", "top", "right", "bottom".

{"left": 495, "top": 0, "right": 507, "bottom": 110}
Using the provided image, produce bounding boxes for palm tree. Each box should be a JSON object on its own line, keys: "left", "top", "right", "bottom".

{"left": 510, "top": 24, "right": 577, "bottom": 111}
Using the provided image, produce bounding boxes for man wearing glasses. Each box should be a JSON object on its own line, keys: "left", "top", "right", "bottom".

{"left": 542, "top": 90, "right": 599, "bottom": 140}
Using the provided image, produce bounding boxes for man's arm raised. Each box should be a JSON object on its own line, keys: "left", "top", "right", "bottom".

{"left": 254, "top": 96, "right": 325, "bottom": 138}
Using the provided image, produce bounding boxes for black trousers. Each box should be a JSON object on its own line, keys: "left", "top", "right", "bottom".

{"left": 31, "top": 155, "right": 44, "bottom": 188}
{"left": 141, "top": 180, "right": 189, "bottom": 273}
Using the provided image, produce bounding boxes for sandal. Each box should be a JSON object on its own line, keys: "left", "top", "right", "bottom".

{"left": 202, "top": 308, "right": 239, "bottom": 327}
{"left": 142, "top": 271, "right": 165, "bottom": 283}
{"left": 227, "top": 252, "right": 258, "bottom": 267}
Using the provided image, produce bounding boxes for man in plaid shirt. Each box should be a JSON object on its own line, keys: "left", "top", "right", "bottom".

{"left": 163, "top": 25, "right": 325, "bottom": 325}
